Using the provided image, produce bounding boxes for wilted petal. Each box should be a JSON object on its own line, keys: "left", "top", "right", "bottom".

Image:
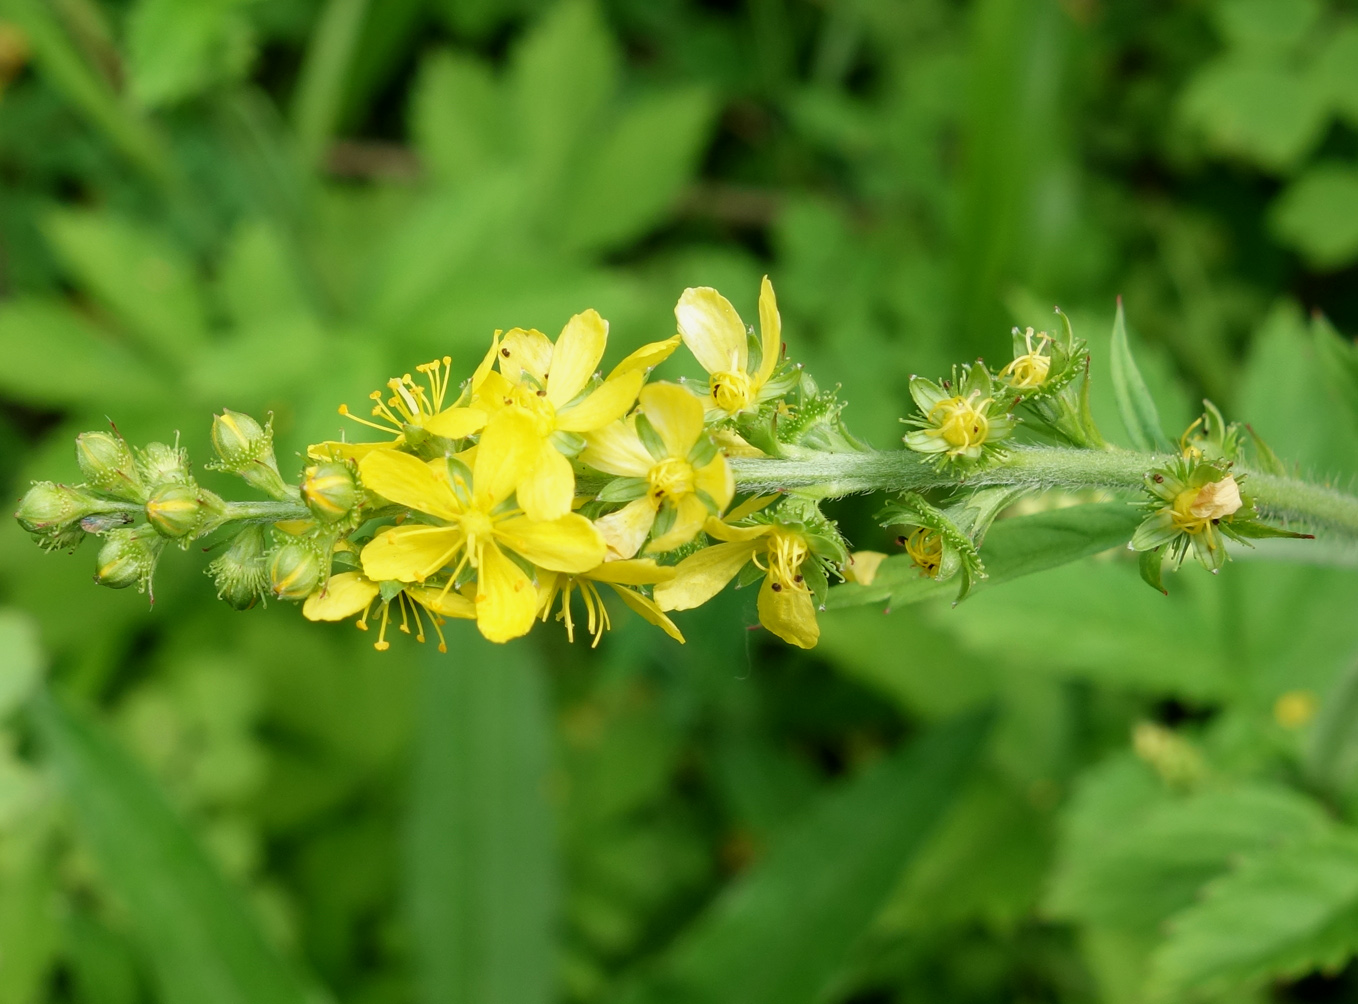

{"left": 592, "top": 498, "right": 658, "bottom": 560}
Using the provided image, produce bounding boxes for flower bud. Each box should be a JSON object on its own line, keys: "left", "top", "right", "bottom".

{"left": 210, "top": 410, "right": 293, "bottom": 500}
{"left": 269, "top": 541, "right": 323, "bottom": 601}
{"left": 137, "top": 442, "right": 192, "bottom": 487}
{"left": 76, "top": 431, "right": 146, "bottom": 501}
{"left": 16, "top": 482, "right": 100, "bottom": 551}
{"left": 145, "top": 483, "right": 209, "bottom": 539}
{"left": 208, "top": 525, "right": 269, "bottom": 610}
{"left": 94, "top": 526, "right": 165, "bottom": 593}
{"left": 302, "top": 462, "right": 360, "bottom": 523}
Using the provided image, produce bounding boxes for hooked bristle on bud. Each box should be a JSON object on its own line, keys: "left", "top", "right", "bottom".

{"left": 209, "top": 410, "right": 293, "bottom": 500}
{"left": 76, "top": 430, "right": 146, "bottom": 501}
{"left": 209, "top": 525, "right": 270, "bottom": 610}
{"left": 302, "top": 462, "right": 360, "bottom": 524}
{"left": 137, "top": 441, "right": 193, "bottom": 488}
{"left": 94, "top": 525, "right": 165, "bottom": 593}
{"left": 269, "top": 540, "right": 324, "bottom": 601}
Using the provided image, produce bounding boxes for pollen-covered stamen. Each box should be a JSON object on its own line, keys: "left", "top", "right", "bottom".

{"left": 374, "top": 601, "right": 392, "bottom": 651}
{"left": 999, "top": 328, "right": 1052, "bottom": 390}
{"left": 710, "top": 369, "right": 754, "bottom": 413}
{"left": 927, "top": 393, "right": 992, "bottom": 454}
{"left": 766, "top": 529, "right": 810, "bottom": 592}
{"left": 903, "top": 527, "right": 944, "bottom": 578}
{"left": 647, "top": 458, "right": 695, "bottom": 501}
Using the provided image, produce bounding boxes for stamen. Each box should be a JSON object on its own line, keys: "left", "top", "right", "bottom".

{"left": 375, "top": 602, "right": 392, "bottom": 651}
{"left": 398, "top": 594, "right": 412, "bottom": 634}
{"left": 339, "top": 403, "right": 400, "bottom": 434}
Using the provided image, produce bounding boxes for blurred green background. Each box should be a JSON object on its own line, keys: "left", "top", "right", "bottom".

{"left": 4, "top": 0, "right": 1358, "bottom": 1001}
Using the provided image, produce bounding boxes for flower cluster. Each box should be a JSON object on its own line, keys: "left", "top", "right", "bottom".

{"left": 15, "top": 279, "right": 851, "bottom": 652}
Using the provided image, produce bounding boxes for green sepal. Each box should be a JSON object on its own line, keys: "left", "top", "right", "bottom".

{"left": 688, "top": 434, "right": 719, "bottom": 469}
{"left": 1139, "top": 547, "right": 1168, "bottom": 595}
{"left": 801, "top": 555, "right": 829, "bottom": 608}
{"left": 378, "top": 580, "right": 405, "bottom": 603}
{"left": 634, "top": 413, "right": 668, "bottom": 462}
{"left": 597, "top": 477, "right": 648, "bottom": 503}
{"left": 877, "top": 492, "right": 985, "bottom": 601}
{"left": 736, "top": 559, "right": 765, "bottom": 589}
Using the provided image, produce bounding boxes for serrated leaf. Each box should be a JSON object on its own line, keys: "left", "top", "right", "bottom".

{"left": 1109, "top": 299, "right": 1171, "bottom": 452}
{"left": 31, "top": 693, "right": 314, "bottom": 1004}
{"left": 1152, "top": 831, "right": 1358, "bottom": 996}
{"left": 614, "top": 710, "right": 990, "bottom": 1004}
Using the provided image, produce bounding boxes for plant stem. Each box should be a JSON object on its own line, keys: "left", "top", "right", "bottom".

{"left": 730, "top": 446, "right": 1358, "bottom": 538}
{"left": 220, "top": 500, "right": 312, "bottom": 523}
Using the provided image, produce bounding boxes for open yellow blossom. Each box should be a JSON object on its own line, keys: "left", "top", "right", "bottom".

{"left": 473, "top": 310, "right": 680, "bottom": 522}
{"left": 310, "top": 340, "right": 501, "bottom": 461}
{"left": 537, "top": 557, "right": 684, "bottom": 647}
{"left": 581, "top": 383, "right": 734, "bottom": 559}
{"left": 674, "top": 276, "right": 783, "bottom": 417}
{"left": 303, "top": 570, "right": 475, "bottom": 652}
{"left": 654, "top": 517, "right": 820, "bottom": 649}
{"left": 356, "top": 412, "right": 606, "bottom": 642}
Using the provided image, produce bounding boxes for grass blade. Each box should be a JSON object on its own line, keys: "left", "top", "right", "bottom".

{"left": 405, "top": 629, "right": 557, "bottom": 1004}
{"left": 615, "top": 710, "right": 991, "bottom": 1004}
{"left": 30, "top": 692, "right": 317, "bottom": 1004}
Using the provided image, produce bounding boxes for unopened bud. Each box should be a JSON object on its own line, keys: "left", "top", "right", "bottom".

{"left": 145, "top": 483, "right": 218, "bottom": 540}
{"left": 208, "top": 525, "right": 269, "bottom": 610}
{"left": 94, "top": 525, "right": 165, "bottom": 593}
{"left": 210, "top": 410, "right": 293, "bottom": 500}
{"left": 137, "top": 441, "right": 192, "bottom": 487}
{"left": 302, "top": 462, "right": 359, "bottom": 523}
{"left": 269, "top": 541, "right": 323, "bottom": 601}
{"left": 76, "top": 431, "right": 145, "bottom": 501}
{"left": 16, "top": 482, "right": 100, "bottom": 551}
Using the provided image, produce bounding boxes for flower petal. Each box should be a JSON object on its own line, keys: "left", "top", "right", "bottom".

{"left": 498, "top": 327, "right": 553, "bottom": 385}
{"left": 756, "top": 275, "right": 781, "bottom": 386}
{"left": 308, "top": 440, "right": 396, "bottom": 462}
{"left": 694, "top": 455, "right": 734, "bottom": 512}
{"left": 757, "top": 575, "right": 819, "bottom": 649}
{"left": 647, "top": 494, "right": 709, "bottom": 553}
{"left": 359, "top": 449, "right": 461, "bottom": 520}
{"left": 610, "top": 584, "right": 685, "bottom": 643}
{"left": 548, "top": 309, "right": 608, "bottom": 407}
{"left": 424, "top": 407, "right": 488, "bottom": 440}
{"left": 407, "top": 583, "right": 477, "bottom": 619}
{"left": 456, "top": 332, "right": 502, "bottom": 405}
{"left": 675, "top": 287, "right": 747, "bottom": 375}
{"left": 580, "top": 419, "right": 653, "bottom": 477}
{"left": 555, "top": 370, "right": 643, "bottom": 433}
{"left": 586, "top": 556, "right": 675, "bottom": 585}
{"left": 303, "top": 572, "right": 379, "bottom": 621}
{"left": 473, "top": 410, "right": 540, "bottom": 509}
{"left": 361, "top": 524, "right": 464, "bottom": 583}
{"left": 703, "top": 515, "right": 772, "bottom": 542}
{"left": 475, "top": 542, "right": 539, "bottom": 642}
{"left": 654, "top": 539, "right": 761, "bottom": 611}
{"left": 639, "top": 382, "right": 704, "bottom": 459}
{"left": 609, "top": 334, "right": 681, "bottom": 378}
{"left": 591, "top": 498, "right": 658, "bottom": 560}
{"left": 843, "top": 550, "right": 888, "bottom": 586}
{"left": 517, "top": 441, "right": 575, "bottom": 521}
{"left": 495, "top": 513, "right": 606, "bottom": 573}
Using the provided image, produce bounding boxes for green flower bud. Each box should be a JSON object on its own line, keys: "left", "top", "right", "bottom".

{"left": 302, "top": 462, "right": 359, "bottom": 523}
{"left": 208, "top": 525, "right": 269, "bottom": 610}
{"left": 269, "top": 540, "right": 323, "bottom": 601}
{"left": 145, "top": 483, "right": 216, "bottom": 540}
{"left": 94, "top": 525, "right": 165, "bottom": 593}
{"left": 137, "top": 442, "right": 192, "bottom": 487}
{"left": 76, "top": 431, "right": 145, "bottom": 501}
{"left": 16, "top": 482, "right": 99, "bottom": 551}
{"left": 209, "top": 410, "right": 293, "bottom": 500}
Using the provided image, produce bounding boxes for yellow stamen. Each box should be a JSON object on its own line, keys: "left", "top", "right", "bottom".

{"left": 903, "top": 527, "right": 944, "bottom": 577}
{"left": 374, "top": 602, "right": 392, "bottom": 651}
{"left": 927, "top": 393, "right": 991, "bottom": 454}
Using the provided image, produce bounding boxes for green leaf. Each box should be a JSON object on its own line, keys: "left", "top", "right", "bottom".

{"left": 41, "top": 210, "right": 208, "bottom": 366}
{"left": 1213, "top": 0, "right": 1320, "bottom": 54}
{"left": 1315, "top": 23, "right": 1358, "bottom": 127}
{"left": 0, "top": 610, "right": 42, "bottom": 721}
{"left": 1271, "top": 164, "right": 1358, "bottom": 269}
{"left": 828, "top": 502, "right": 1142, "bottom": 610}
{"left": 406, "top": 631, "right": 556, "bottom": 1004}
{"left": 291, "top": 0, "right": 369, "bottom": 170}
{"left": 411, "top": 50, "right": 505, "bottom": 187}
{"left": 1138, "top": 547, "right": 1166, "bottom": 595}
{"left": 614, "top": 710, "right": 990, "bottom": 1004}
{"left": 126, "top": 0, "right": 252, "bottom": 108}
{"left": 1109, "top": 298, "right": 1171, "bottom": 452}
{"left": 1152, "top": 831, "right": 1358, "bottom": 996}
{"left": 557, "top": 86, "right": 715, "bottom": 253}
{"left": 0, "top": 830, "right": 59, "bottom": 1004}
{"left": 31, "top": 692, "right": 314, "bottom": 1004}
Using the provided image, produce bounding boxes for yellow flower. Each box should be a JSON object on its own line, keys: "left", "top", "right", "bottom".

{"left": 473, "top": 310, "right": 680, "bottom": 522}
{"left": 310, "top": 339, "right": 501, "bottom": 461}
{"left": 654, "top": 516, "right": 820, "bottom": 649}
{"left": 538, "top": 557, "right": 684, "bottom": 647}
{"left": 998, "top": 327, "right": 1052, "bottom": 390}
{"left": 901, "top": 527, "right": 944, "bottom": 578}
{"left": 580, "top": 383, "right": 734, "bottom": 558}
{"left": 303, "top": 570, "right": 475, "bottom": 652}
{"left": 356, "top": 411, "right": 606, "bottom": 642}
{"left": 674, "top": 276, "right": 783, "bottom": 417}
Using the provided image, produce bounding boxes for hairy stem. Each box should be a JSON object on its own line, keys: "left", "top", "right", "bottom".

{"left": 730, "top": 446, "right": 1358, "bottom": 538}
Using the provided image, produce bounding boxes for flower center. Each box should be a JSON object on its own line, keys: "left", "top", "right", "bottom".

{"left": 459, "top": 508, "right": 497, "bottom": 559}
{"left": 766, "top": 528, "right": 809, "bottom": 591}
{"left": 903, "top": 527, "right": 944, "bottom": 577}
{"left": 1001, "top": 353, "right": 1051, "bottom": 390}
{"left": 648, "top": 458, "right": 695, "bottom": 500}
{"left": 506, "top": 382, "right": 557, "bottom": 437}
{"left": 1171, "top": 476, "right": 1242, "bottom": 533}
{"left": 929, "top": 394, "right": 991, "bottom": 451}
{"left": 710, "top": 370, "right": 754, "bottom": 413}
